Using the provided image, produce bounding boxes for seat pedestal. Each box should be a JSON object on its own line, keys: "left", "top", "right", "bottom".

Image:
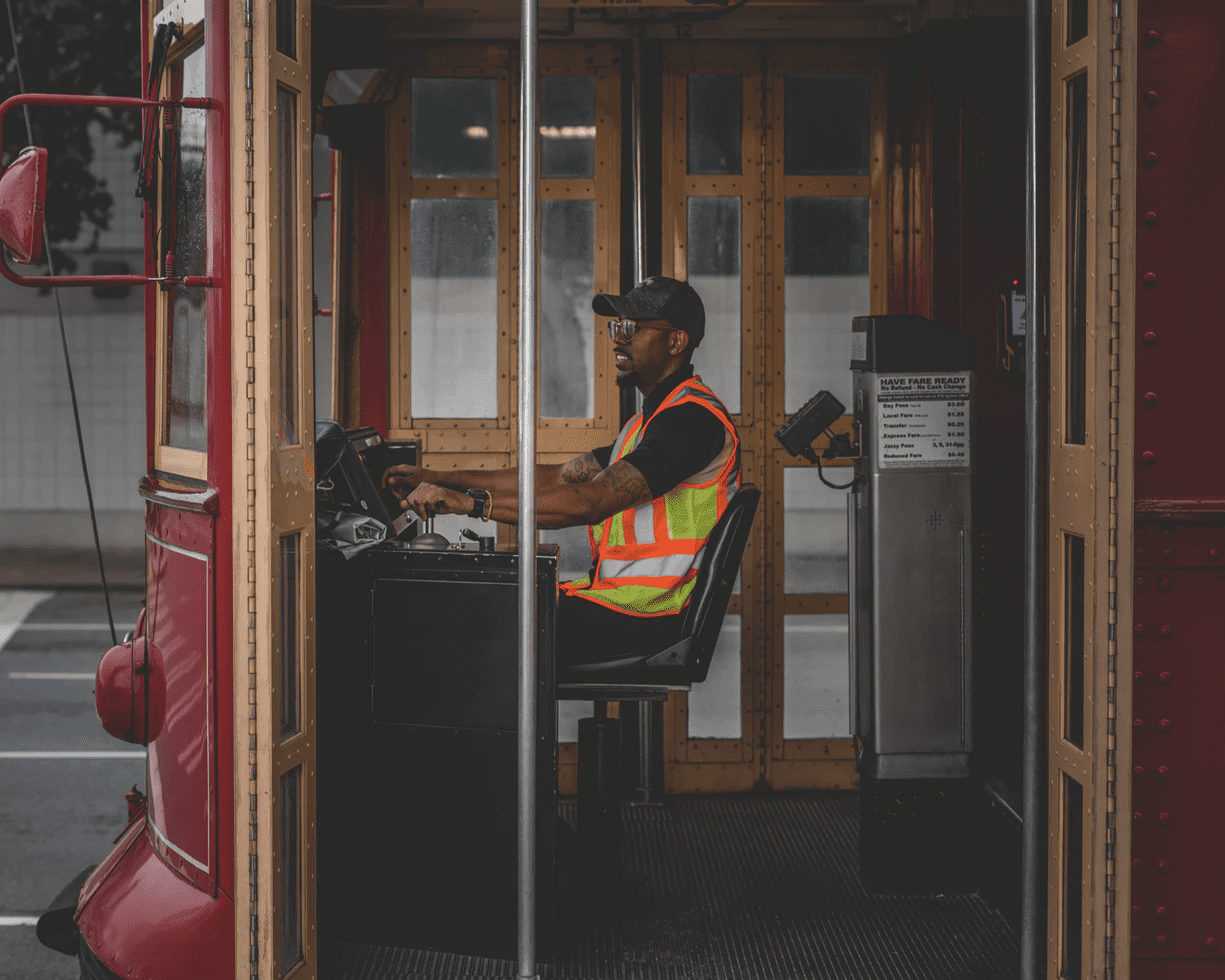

{"left": 578, "top": 708, "right": 622, "bottom": 875}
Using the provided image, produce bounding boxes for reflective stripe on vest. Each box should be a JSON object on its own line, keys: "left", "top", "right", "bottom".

{"left": 560, "top": 376, "right": 739, "bottom": 618}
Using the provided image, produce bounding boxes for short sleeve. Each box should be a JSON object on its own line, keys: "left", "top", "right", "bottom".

{"left": 619, "top": 403, "right": 728, "bottom": 499}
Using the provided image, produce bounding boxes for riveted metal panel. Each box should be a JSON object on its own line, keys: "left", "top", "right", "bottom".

{"left": 1131, "top": 524, "right": 1225, "bottom": 964}
{"left": 1133, "top": 0, "right": 1225, "bottom": 509}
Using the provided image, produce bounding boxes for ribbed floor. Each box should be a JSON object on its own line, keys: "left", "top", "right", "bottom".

{"left": 320, "top": 794, "right": 1019, "bottom": 980}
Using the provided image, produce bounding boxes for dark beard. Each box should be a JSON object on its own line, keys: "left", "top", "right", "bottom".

{"left": 614, "top": 369, "right": 640, "bottom": 389}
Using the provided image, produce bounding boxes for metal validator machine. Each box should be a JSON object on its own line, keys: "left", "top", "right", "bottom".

{"left": 847, "top": 314, "right": 977, "bottom": 893}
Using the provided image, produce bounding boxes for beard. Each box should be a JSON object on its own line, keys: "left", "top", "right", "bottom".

{"left": 615, "top": 368, "right": 640, "bottom": 389}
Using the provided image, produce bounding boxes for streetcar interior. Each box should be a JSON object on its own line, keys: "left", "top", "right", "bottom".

{"left": 305, "top": 0, "right": 1033, "bottom": 974}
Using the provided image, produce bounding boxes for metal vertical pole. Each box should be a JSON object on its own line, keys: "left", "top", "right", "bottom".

{"left": 517, "top": 0, "right": 540, "bottom": 972}
{"left": 1020, "top": 0, "right": 1044, "bottom": 976}
{"left": 629, "top": 31, "right": 656, "bottom": 806}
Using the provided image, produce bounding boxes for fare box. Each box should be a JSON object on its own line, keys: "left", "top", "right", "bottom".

{"left": 875, "top": 373, "right": 971, "bottom": 470}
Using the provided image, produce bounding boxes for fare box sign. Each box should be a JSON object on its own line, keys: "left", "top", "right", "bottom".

{"left": 875, "top": 373, "right": 971, "bottom": 470}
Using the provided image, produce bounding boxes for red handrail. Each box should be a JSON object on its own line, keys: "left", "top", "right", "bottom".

{"left": 0, "top": 92, "right": 215, "bottom": 288}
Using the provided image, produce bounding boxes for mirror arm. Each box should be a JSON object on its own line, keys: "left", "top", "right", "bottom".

{"left": 0, "top": 92, "right": 217, "bottom": 289}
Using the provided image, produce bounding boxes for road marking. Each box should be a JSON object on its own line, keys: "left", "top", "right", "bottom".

{"left": 0, "top": 917, "right": 40, "bottom": 927}
{"left": 0, "top": 751, "right": 145, "bottom": 759}
{"left": 17, "top": 623, "right": 132, "bottom": 632}
{"left": 0, "top": 590, "right": 54, "bottom": 652}
{"left": 8, "top": 672, "right": 95, "bottom": 680}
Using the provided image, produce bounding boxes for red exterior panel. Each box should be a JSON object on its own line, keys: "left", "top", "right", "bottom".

{"left": 1132, "top": 526, "right": 1225, "bottom": 963}
{"left": 1133, "top": 2, "right": 1225, "bottom": 976}
{"left": 1133, "top": 0, "right": 1225, "bottom": 511}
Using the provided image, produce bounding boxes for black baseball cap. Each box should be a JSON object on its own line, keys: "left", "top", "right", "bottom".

{"left": 592, "top": 276, "right": 705, "bottom": 348}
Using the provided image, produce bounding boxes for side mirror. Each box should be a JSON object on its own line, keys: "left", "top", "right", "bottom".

{"left": 0, "top": 145, "right": 47, "bottom": 264}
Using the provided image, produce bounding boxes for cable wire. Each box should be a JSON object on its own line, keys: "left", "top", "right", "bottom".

{"left": 5, "top": 0, "right": 118, "bottom": 646}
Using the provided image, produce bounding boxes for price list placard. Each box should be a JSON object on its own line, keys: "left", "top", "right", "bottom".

{"left": 875, "top": 373, "right": 971, "bottom": 470}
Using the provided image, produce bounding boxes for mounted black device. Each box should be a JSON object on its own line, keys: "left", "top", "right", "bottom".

{"left": 315, "top": 420, "right": 419, "bottom": 538}
{"left": 774, "top": 390, "right": 856, "bottom": 489}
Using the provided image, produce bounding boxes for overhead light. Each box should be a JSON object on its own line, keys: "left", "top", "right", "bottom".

{"left": 539, "top": 125, "right": 596, "bottom": 140}
{"left": 464, "top": 125, "right": 489, "bottom": 139}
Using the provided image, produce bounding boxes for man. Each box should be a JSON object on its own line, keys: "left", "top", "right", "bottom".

{"left": 384, "top": 276, "right": 740, "bottom": 664}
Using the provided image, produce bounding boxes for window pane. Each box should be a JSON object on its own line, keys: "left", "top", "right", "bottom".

{"left": 276, "top": 86, "right": 299, "bottom": 446}
{"left": 164, "top": 44, "right": 208, "bottom": 452}
{"left": 1063, "top": 534, "right": 1085, "bottom": 749}
{"left": 541, "top": 199, "right": 595, "bottom": 418}
{"left": 687, "top": 615, "right": 741, "bottom": 739}
{"left": 411, "top": 78, "right": 497, "bottom": 179}
{"left": 687, "top": 197, "right": 741, "bottom": 415}
{"left": 784, "top": 613, "right": 849, "bottom": 739}
{"left": 784, "top": 467, "right": 848, "bottom": 593}
{"left": 784, "top": 76, "right": 870, "bottom": 176}
{"left": 279, "top": 766, "right": 303, "bottom": 974}
{"left": 688, "top": 75, "right": 741, "bottom": 175}
{"left": 541, "top": 524, "right": 594, "bottom": 582}
{"left": 410, "top": 198, "right": 498, "bottom": 418}
{"left": 784, "top": 197, "right": 869, "bottom": 414}
{"left": 279, "top": 534, "right": 300, "bottom": 740}
{"left": 541, "top": 77, "right": 595, "bottom": 180}
{"left": 276, "top": 0, "right": 296, "bottom": 58}
{"left": 1060, "top": 774, "right": 1084, "bottom": 979}
{"left": 1067, "top": 0, "right": 1088, "bottom": 44}
{"left": 1065, "top": 73, "right": 1088, "bottom": 445}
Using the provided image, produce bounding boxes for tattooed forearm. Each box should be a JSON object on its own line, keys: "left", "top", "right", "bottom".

{"left": 560, "top": 451, "right": 604, "bottom": 485}
{"left": 593, "top": 460, "right": 653, "bottom": 510}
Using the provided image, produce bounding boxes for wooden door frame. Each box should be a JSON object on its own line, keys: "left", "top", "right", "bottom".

{"left": 232, "top": 0, "right": 318, "bottom": 977}
{"left": 1045, "top": 1, "right": 1136, "bottom": 977}
{"left": 659, "top": 42, "right": 887, "bottom": 793}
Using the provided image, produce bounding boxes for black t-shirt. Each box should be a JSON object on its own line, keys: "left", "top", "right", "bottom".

{"left": 591, "top": 366, "right": 729, "bottom": 499}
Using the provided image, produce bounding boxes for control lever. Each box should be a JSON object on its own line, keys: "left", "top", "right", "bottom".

{"left": 461, "top": 528, "right": 497, "bottom": 552}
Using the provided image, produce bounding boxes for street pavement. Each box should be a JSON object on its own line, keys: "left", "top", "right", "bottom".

{"left": 0, "top": 589, "right": 145, "bottom": 980}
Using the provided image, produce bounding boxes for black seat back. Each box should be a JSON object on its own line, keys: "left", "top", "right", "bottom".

{"left": 677, "top": 484, "right": 759, "bottom": 683}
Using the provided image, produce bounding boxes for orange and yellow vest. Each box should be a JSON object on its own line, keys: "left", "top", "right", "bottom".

{"left": 560, "top": 375, "right": 740, "bottom": 617}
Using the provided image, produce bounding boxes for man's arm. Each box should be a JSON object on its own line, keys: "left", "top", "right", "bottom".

{"left": 400, "top": 458, "right": 652, "bottom": 529}
{"left": 385, "top": 455, "right": 595, "bottom": 497}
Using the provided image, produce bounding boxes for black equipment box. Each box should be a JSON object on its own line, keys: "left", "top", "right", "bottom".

{"left": 317, "top": 543, "right": 559, "bottom": 960}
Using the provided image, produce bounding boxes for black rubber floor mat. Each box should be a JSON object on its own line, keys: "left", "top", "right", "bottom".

{"left": 320, "top": 794, "right": 1019, "bottom": 980}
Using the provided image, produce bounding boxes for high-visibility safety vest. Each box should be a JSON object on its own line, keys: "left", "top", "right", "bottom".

{"left": 560, "top": 375, "right": 740, "bottom": 617}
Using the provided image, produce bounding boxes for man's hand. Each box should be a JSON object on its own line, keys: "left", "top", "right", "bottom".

{"left": 401, "top": 482, "right": 474, "bottom": 522}
{"left": 383, "top": 464, "right": 427, "bottom": 499}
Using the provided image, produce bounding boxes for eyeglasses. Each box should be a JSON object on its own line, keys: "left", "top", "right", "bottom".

{"left": 606, "top": 319, "right": 677, "bottom": 343}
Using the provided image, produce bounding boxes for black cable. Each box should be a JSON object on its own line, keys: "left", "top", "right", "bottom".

{"left": 5, "top": 0, "right": 118, "bottom": 646}
{"left": 814, "top": 454, "right": 855, "bottom": 491}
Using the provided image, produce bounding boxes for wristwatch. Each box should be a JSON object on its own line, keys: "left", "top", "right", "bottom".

{"left": 465, "top": 488, "right": 492, "bottom": 521}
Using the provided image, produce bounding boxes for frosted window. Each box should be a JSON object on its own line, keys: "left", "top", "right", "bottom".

{"left": 410, "top": 198, "right": 498, "bottom": 418}
{"left": 784, "top": 196, "right": 869, "bottom": 413}
{"left": 687, "top": 197, "right": 741, "bottom": 416}
{"left": 783, "top": 613, "right": 849, "bottom": 739}
{"left": 687, "top": 616, "right": 741, "bottom": 740}
{"left": 541, "top": 524, "right": 594, "bottom": 583}
{"left": 784, "top": 76, "right": 869, "bottom": 176}
{"left": 541, "top": 199, "right": 595, "bottom": 418}
{"left": 687, "top": 75, "right": 741, "bottom": 175}
{"left": 541, "top": 77, "right": 595, "bottom": 179}
{"left": 559, "top": 700, "right": 592, "bottom": 743}
{"left": 411, "top": 78, "right": 497, "bottom": 178}
{"left": 784, "top": 467, "right": 848, "bottom": 593}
